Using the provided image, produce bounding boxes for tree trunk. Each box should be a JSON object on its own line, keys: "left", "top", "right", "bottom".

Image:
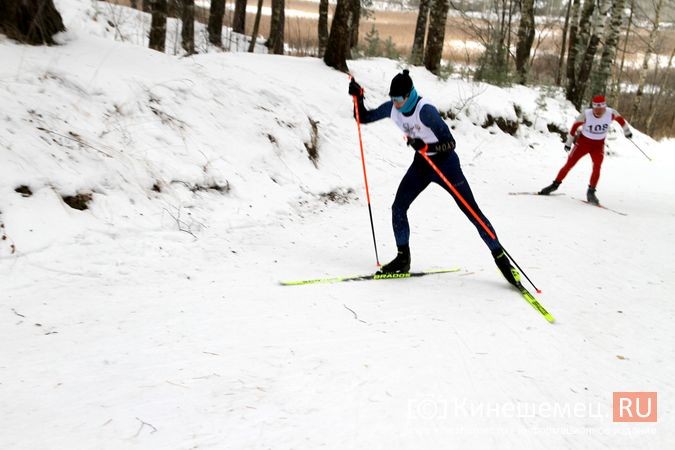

{"left": 566, "top": 0, "right": 594, "bottom": 106}
{"left": 590, "top": 0, "right": 625, "bottom": 96}
{"left": 349, "top": 0, "right": 361, "bottom": 49}
{"left": 610, "top": 0, "right": 634, "bottom": 105}
{"left": 318, "top": 0, "right": 329, "bottom": 56}
{"left": 323, "top": 0, "right": 352, "bottom": 72}
{"left": 411, "top": 0, "right": 431, "bottom": 66}
{"left": 266, "top": 0, "right": 285, "bottom": 54}
{"left": 149, "top": 0, "right": 167, "bottom": 52}
{"left": 424, "top": 0, "right": 449, "bottom": 74}
{"left": 233, "top": 0, "right": 247, "bottom": 34}
{"left": 515, "top": 0, "right": 535, "bottom": 84}
{"left": 645, "top": 41, "right": 674, "bottom": 134}
{"left": 248, "top": 0, "right": 264, "bottom": 52}
{"left": 248, "top": 0, "right": 264, "bottom": 51}
{"left": 565, "top": 0, "right": 581, "bottom": 84}
{"left": 181, "top": 0, "right": 195, "bottom": 55}
{"left": 631, "top": 0, "right": 663, "bottom": 120}
{"left": 208, "top": 0, "right": 225, "bottom": 47}
{"left": 0, "top": 0, "right": 66, "bottom": 45}
{"left": 556, "top": 0, "right": 573, "bottom": 86}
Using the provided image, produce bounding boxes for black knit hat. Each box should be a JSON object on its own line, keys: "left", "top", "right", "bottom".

{"left": 389, "top": 69, "right": 413, "bottom": 97}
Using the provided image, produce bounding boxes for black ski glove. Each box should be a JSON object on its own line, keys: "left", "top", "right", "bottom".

{"left": 349, "top": 79, "right": 364, "bottom": 97}
{"left": 406, "top": 137, "right": 427, "bottom": 151}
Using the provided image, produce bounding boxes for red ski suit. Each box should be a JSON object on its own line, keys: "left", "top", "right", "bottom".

{"left": 555, "top": 108, "right": 628, "bottom": 188}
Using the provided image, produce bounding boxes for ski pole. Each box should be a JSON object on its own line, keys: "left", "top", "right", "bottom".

{"left": 417, "top": 146, "right": 541, "bottom": 293}
{"left": 628, "top": 138, "right": 652, "bottom": 161}
{"left": 351, "top": 77, "right": 380, "bottom": 267}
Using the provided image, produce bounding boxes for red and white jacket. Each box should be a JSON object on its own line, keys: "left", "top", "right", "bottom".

{"left": 566, "top": 108, "right": 630, "bottom": 146}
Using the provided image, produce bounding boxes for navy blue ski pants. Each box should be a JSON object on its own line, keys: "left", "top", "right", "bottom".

{"left": 391, "top": 150, "right": 502, "bottom": 253}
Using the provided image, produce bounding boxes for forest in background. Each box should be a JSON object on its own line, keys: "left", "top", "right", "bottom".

{"left": 1, "top": 0, "right": 673, "bottom": 138}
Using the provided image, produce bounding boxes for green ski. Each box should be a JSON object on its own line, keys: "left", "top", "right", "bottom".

{"left": 515, "top": 282, "right": 555, "bottom": 323}
{"left": 280, "top": 268, "right": 461, "bottom": 286}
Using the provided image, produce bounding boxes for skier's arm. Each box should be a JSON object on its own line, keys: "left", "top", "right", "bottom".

{"left": 353, "top": 97, "right": 394, "bottom": 124}
{"left": 419, "top": 104, "right": 456, "bottom": 152}
{"left": 566, "top": 113, "right": 585, "bottom": 148}
{"left": 611, "top": 109, "right": 632, "bottom": 137}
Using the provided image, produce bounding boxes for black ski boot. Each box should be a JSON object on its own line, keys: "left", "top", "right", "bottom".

{"left": 538, "top": 180, "right": 561, "bottom": 195}
{"left": 379, "top": 245, "right": 411, "bottom": 274}
{"left": 492, "top": 249, "right": 520, "bottom": 287}
{"left": 587, "top": 186, "right": 599, "bottom": 205}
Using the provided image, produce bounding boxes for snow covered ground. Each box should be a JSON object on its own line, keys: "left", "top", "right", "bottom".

{"left": 1, "top": 1, "right": 674, "bottom": 448}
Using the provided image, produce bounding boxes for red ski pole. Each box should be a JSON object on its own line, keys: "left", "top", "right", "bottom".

{"left": 417, "top": 146, "right": 541, "bottom": 293}
{"left": 351, "top": 78, "right": 380, "bottom": 267}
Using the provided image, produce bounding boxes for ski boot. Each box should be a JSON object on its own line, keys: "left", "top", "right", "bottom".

{"left": 492, "top": 249, "right": 520, "bottom": 287}
{"left": 538, "top": 180, "right": 561, "bottom": 195}
{"left": 587, "top": 186, "right": 599, "bottom": 205}
{"left": 379, "top": 245, "right": 410, "bottom": 274}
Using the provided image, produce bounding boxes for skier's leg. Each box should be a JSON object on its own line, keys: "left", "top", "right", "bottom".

{"left": 380, "top": 158, "right": 431, "bottom": 273}
{"left": 391, "top": 158, "right": 431, "bottom": 247}
{"left": 431, "top": 152, "right": 519, "bottom": 285}
{"left": 431, "top": 152, "right": 500, "bottom": 252}
{"left": 554, "top": 143, "right": 589, "bottom": 183}
{"left": 588, "top": 147, "right": 605, "bottom": 188}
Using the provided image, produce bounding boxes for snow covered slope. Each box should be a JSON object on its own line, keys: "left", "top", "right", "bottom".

{"left": 1, "top": 1, "right": 674, "bottom": 449}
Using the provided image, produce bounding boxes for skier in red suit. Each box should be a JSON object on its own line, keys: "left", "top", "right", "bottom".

{"left": 539, "top": 95, "right": 633, "bottom": 205}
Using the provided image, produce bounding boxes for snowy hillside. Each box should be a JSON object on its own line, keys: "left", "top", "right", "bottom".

{"left": 1, "top": 0, "right": 674, "bottom": 449}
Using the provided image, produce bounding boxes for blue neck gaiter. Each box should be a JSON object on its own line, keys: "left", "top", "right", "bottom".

{"left": 398, "top": 87, "right": 419, "bottom": 114}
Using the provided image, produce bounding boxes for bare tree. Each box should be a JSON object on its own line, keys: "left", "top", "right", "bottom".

{"left": 349, "top": 0, "right": 361, "bottom": 49}
{"left": 149, "top": 0, "right": 168, "bottom": 52}
{"left": 233, "top": 0, "right": 247, "bottom": 34}
{"left": 410, "top": 0, "right": 431, "bottom": 66}
{"left": 590, "top": 0, "right": 625, "bottom": 96}
{"left": 645, "top": 44, "right": 674, "bottom": 134}
{"left": 631, "top": 0, "right": 664, "bottom": 119}
{"left": 515, "top": 0, "right": 536, "bottom": 84}
{"left": 324, "top": 0, "right": 353, "bottom": 72}
{"left": 208, "top": 0, "right": 225, "bottom": 47}
{"left": 424, "top": 0, "right": 450, "bottom": 75}
{"left": 318, "top": 0, "right": 329, "bottom": 56}
{"left": 181, "top": 0, "right": 195, "bottom": 54}
{"left": 555, "top": 0, "right": 573, "bottom": 86}
{"left": 566, "top": 0, "right": 599, "bottom": 108}
{"left": 454, "top": 0, "right": 513, "bottom": 83}
{"left": 266, "top": 0, "right": 285, "bottom": 54}
{"left": 610, "top": 0, "right": 634, "bottom": 104}
{"left": 0, "top": 0, "right": 65, "bottom": 45}
{"left": 248, "top": 0, "right": 264, "bottom": 52}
